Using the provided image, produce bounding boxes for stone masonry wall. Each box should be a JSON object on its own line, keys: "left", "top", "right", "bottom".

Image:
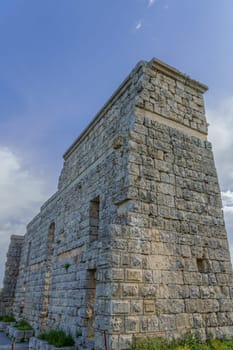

{"left": 12, "top": 62, "right": 146, "bottom": 349}
{"left": 108, "top": 62, "right": 233, "bottom": 349}
{"left": 2, "top": 58, "right": 233, "bottom": 350}
{"left": 0, "top": 235, "right": 24, "bottom": 315}
{"left": 136, "top": 59, "right": 208, "bottom": 135}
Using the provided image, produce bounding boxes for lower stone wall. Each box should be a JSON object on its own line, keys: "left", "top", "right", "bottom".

{"left": 0, "top": 291, "right": 4, "bottom": 315}
{"left": 0, "top": 235, "right": 24, "bottom": 315}
{"left": 105, "top": 110, "right": 233, "bottom": 349}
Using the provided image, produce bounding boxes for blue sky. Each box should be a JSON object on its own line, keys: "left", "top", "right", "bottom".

{"left": 0, "top": 0, "right": 233, "bottom": 285}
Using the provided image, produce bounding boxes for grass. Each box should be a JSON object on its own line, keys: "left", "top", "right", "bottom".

{"left": 131, "top": 334, "right": 233, "bottom": 350}
{"left": 38, "top": 329, "right": 75, "bottom": 348}
{"left": 0, "top": 315, "right": 16, "bottom": 322}
{"left": 15, "top": 319, "right": 33, "bottom": 330}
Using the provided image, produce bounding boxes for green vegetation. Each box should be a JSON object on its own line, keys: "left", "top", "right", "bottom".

{"left": 0, "top": 315, "right": 16, "bottom": 322}
{"left": 38, "top": 329, "right": 75, "bottom": 348}
{"left": 15, "top": 319, "right": 33, "bottom": 330}
{"left": 63, "top": 263, "right": 71, "bottom": 272}
{"left": 131, "top": 335, "right": 233, "bottom": 350}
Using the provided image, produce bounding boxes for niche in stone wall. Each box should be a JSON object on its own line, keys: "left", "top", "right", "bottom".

{"left": 26, "top": 242, "right": 31, "bottom": 266}
{"left": 40, "top": 222, "right": 55, "bottom": 330}
{"left": 19, "top": 281, "right": 27, "bottom": 317}
{"left": 86, "top": 269, "right": 97, "bottom": 337}
{"left": 89, "top": 196, "right": 100, "bottom": 241}
{"left": 48, "top": 222, "right": 55, "bottom": 256}
{"left": 196, "top": 258, "right": 210, "bottom": 273}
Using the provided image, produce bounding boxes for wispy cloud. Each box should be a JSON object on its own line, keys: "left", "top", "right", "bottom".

{"left": 135, "top": 20, "right": 142, "bottom": 30}
{"left": 148, "top": 0, "right": 156, "bottom": 7}
{"left": 0, "top": 147, "right": 50, "bottom": 286}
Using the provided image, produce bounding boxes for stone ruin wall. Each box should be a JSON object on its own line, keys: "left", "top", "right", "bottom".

{"left": 108, "top": 61, "right": 233, "bottom": 348}
{"left": 8, "top": 62, "right": 144, "bottom": 348}
{"left": 1, "top": 59, "right": 233, "bottom": 350}
{"left": 0, "top": 235, "right": 24, "bottom": 315}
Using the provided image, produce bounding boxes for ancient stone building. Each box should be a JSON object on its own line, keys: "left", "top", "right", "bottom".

{"left": 1, "top": 58, "right": 233, "bottom": 349}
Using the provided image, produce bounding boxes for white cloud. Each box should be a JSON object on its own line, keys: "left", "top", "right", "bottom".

{"left": 135, "top": 20, "right": 142, "bottom": 30}
{"left": 0, "top": 147, "right": 49, "bottom": 286}
{"left": 221, "top": 190, "right": 233, "bottom": 266}
{"left": 207, "top": 98, "right": 233, "bottom": 266}
{"left": 221, "top": 191, "right": 233, "bottom": 216}
{"left": 221, "top": 190, "right": 233, "bottom": 203}
{"left": 222, "top": 210, "right": 233, "bottom": 267}
{"left": 230, "top": 244, "right": 233, "bottom": 268}
{"left": 148, "top": 0, "right": 156, "bottom": 7}
{"left": 207, "top": 96, "right": 233, "bottom": 190}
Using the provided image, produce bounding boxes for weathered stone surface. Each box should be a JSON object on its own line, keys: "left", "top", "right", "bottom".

{"left": 29, "top": 337, "right": 75, "bottom": 350}
{"left": 0, "top": 321, "right": 15, "bottom": 332}
{"left": 0, "top": 58, "right": 233, "bottom": 349}
{"left": 0, "top": 235, "right": 24, "bottom": 315}
{"left": 7, "top": 325, "right": 34, "bottom": 342}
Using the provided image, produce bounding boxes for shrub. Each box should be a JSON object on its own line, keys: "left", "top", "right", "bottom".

{"left": 63, "top": 263, "right": 71, "bottom": 272}
{"left": 131, "top": 335, "right": 233, "bottom": 350}
{"left": 132, "top": 336, "right": 172, "bottom": 350}
{"left": 209, "top": 339, "right": 233, "bottom": 350}
{"left": 38, "top": 329, "right": 75, "bottom": 348}
{"left": 0, "top": 315, "right": 16, "bottom": 322}
{"left": 15, "top": 319, "right": 33, "bottom": 330}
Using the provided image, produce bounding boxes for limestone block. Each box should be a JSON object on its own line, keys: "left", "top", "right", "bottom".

{"left": 126, "top": 269, "right": 142, "bottom": 282}
{"left": 29, "top": 338, "right": 74, "bottom": 350}
{"left": 0, "top": 321, "right": 15, "bottom": 332}
{"left": 162, "top": 271, "right": 183, "bottom": 285}
{"left": 110, "top": 317, "right": 123, "bottom": 332}
{"left": 159, "top": 315, "right": 176, "bottom": 331}
{"left": 206, "top": 313, "right": 218, "bottom": 327}
{"left": 219, "top": 299, "right": 233, "bottom": 312}
{"left": 112, "top": 300, "right": 130, "bottom": 314}
{"left": 122, "top": 284, "right": 138, "bottom": 297}
{"left": 125, "top": 317, "right": 139, "bottom": 333}
{"left": 144, "top": 300, "right": 155, "bottom": 313}
{"left": 148, "top": 255, "right": 171, "bottom": 270}
{"left": 29, "top": 337, "right": 38, "bottom": 350}
{"left": 130, "top": 300, "right": 143, "bottom": 314}
{"left": 118, "top": 335, "right": 133, "bottom": 350}
{"left": 156, "top": 299, "right": 185, "bottom": 314}
{"left": 140, "top": 285, "right": 157, "bottom": 298}
{"left": 176, "top": 313, "right": 192, "bottom": 329}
